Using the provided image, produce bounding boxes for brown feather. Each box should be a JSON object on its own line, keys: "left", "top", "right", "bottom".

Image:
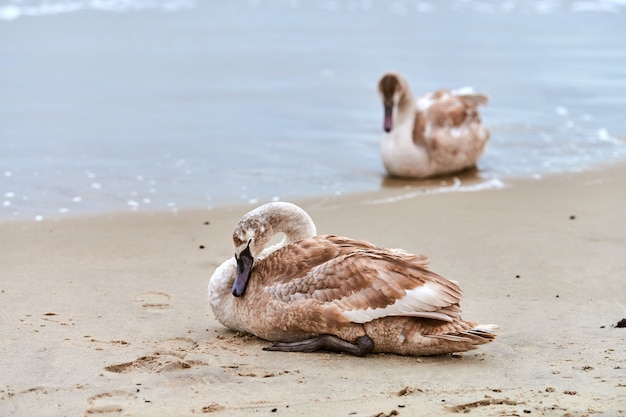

{"left": 210, "top": 203, "right": 497, "bottom": 355}
{"left": 254, "top": 238, "right": 461, "bottom": 324}
{"left": 378, "top": 72, "right": 490, "bottom": 178}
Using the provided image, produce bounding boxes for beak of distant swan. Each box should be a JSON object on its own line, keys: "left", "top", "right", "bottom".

{"left": 232, "top": 242, "right": 254, "bottom": 297}
{"left": 383, "top": 102, "right": 393, "bottom": 132}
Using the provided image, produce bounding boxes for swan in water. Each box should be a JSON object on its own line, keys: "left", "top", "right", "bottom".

{"left": 378, "top": 71, "right": 490, "bottom": 179}
{"left": 208, "top": 202, "right": 497, "bottom": 356}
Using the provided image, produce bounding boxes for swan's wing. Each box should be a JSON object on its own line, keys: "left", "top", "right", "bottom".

{"left": 256, "top": 234, "right": 426, "bottom": 281}
{"left": 265, "top": 249, "right": 462, "bottom": 324}
{"left": 416, "top": 88, "right": 450, "bottom": 111}
{"left": 451, "top": 87, "right": 489, "bottom": 107}
{"left": 425, "top": 89, "right": 488, "bottom": 130}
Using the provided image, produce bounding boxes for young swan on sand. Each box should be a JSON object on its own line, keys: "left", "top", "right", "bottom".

{"left": 208, "top": 202, "right": 497, "bottom": 356}
{"left": 378, "top": 71, "right": 490, "bottom": 178}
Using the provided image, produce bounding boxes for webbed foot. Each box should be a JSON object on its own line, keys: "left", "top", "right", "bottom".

{"left": 263, "top": 335, "right": 374, "bottom": 357}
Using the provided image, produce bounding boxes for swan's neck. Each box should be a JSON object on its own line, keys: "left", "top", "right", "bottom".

{"left": 276, "top": 210, "right": 317, "bottom": 243}
{"left": 261, "top": 205, "right": 316, "bottom": 257}
{"left": 394, "top": 79, "right": 416, "bottom": 122}
{"left": 388, "top": 94, "right": 417, "bottom": 146}
{"left": 234, "top": 202, "right": 317, "bottom": 259}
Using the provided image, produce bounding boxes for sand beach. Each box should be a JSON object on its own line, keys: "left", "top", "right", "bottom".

{"left": 1, "top": 162, "right": 625, "bottom": 416}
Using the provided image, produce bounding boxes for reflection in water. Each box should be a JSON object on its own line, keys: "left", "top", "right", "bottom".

{"left": 380, "top": 167, "right": 483, "bottom": 189}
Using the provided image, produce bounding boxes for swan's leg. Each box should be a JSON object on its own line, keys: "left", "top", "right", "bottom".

{"left": 264, "top": 335, "right": 374, "bottom": 357}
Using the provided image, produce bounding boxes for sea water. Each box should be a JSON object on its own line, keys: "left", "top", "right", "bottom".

{"left": 1, "top": 0, "right": 625, "bottom": 220}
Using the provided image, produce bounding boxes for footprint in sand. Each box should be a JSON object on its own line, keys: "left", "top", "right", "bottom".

{"left": 85, "top": 390, "right": 137, "bottom": 416}
{"left": 132, "top": 291, "right": 171, "bottom": 310}
{"left": 446, "top": 398, "right": 520, "bottom": 413}
{"left": 104, "top": 337, "right": 205, "bottom": 374}
{"left": 152, "top": 336, "right": 199, "bottom": 355}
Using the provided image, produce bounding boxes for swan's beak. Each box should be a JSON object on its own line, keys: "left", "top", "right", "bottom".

{"left": 233, "top": 244, "right": 253, "bottom": 297}
{"left": 383, "top": 104, "right": 393, "bottom": 132}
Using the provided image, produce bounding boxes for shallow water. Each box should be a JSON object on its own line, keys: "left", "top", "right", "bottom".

{"left": 1, "top": 0, "right": 626, "bottom": 220}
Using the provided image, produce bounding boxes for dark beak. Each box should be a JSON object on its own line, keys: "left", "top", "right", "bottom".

{"left": 232, "top": 243, "right": 253, "bottom": 297}
{"left": 383, "top": 104, "right": 393, "bottom": 132}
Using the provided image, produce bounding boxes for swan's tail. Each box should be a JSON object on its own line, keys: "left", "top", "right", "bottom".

{"left": 424, "top": 322, "right": 499, "bottom": 354}
{"left": 366, "top": 319, "right": 499, "bottom": 356}
{"left": 465, "top": 323, "right": 499, "bottom": 342}
{"left": 452, "top": 87, "right": 490, "bottom": 107}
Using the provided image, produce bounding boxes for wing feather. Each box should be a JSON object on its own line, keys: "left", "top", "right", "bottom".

{"left": 261, "top": 243, "right": 462, "bottom": 325}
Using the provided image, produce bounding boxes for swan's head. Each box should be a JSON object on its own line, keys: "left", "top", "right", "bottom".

{"left": 378, "top": 72, "right": 411, "bottom": 133}
{"left": 230, "top": 202, "right": 317, "bottom": 298}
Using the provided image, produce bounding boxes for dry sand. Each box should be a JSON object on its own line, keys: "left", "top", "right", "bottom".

{"left": 1, "top": 163, "right": 625, "bottom": 416}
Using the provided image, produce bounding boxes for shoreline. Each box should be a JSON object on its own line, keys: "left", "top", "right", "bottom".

{"left": 1, "top": 162, "right": 625, "bottom": 416}
{"left": 2, "top": 158, "right": 622, "bottom": 225}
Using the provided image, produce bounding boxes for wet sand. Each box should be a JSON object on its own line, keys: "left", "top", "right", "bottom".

{"left": 1, "top": 163, "right": 625, "bottom": 416}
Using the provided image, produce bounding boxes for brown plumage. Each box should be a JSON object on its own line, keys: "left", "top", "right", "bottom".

{"left": 208, "top": 202, "right": 497, "bottom": 356}
{"left": 378, "top": 71, "right": 490, "bottom": 178}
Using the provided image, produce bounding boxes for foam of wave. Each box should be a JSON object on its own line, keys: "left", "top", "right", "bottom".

{"left": 2, "top": 0, "right": 626, "bottom": 20}
{"left": 364, "top": 178, "right": 507, "bottom": 205}
{"left": 0, "top": 0, "right": 195, "bottom": 20}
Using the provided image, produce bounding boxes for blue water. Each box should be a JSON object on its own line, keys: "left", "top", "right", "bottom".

{"left": 1, "top": 0, "right": 626, "bottom": 220}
